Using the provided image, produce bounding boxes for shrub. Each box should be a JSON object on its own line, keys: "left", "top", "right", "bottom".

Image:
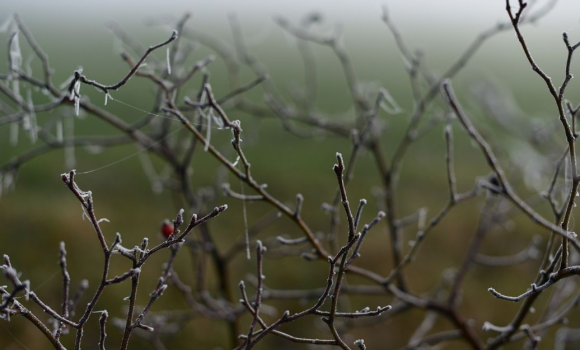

{"left": 1, "top": 1, "right": 580, "bottom": 349}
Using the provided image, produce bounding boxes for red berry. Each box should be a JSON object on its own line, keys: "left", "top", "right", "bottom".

{"left": 161, "top": 220, "right": 174, "bottom": 239}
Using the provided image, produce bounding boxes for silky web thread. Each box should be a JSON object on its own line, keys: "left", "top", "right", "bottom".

{"left": 75, "top": 95, "right": 224, "bottom": 176}
{"left": 0, "top": 323, "right": 32, "bottom": 350}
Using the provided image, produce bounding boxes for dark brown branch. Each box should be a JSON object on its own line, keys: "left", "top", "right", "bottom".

{"left": 78, "top": 31, "right": 177, "bottom": 94}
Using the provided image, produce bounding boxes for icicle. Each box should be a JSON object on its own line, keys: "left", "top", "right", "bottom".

{"left": 9, "top": 30, "right": 21, "bottom": 75}
{"left": 104, "top": 93, "right": 110, "bottom": 106}
{"left": 74, "top": 97, "right": 80, "bottom": 116}
{"left": 3, "top": 171, "right": 14, "bottom": 192}
{"left": 196, "top": 88, "right": 212, "bottom": 151}
{"left": 25, "top": 55, "right": 34, "bottom": 77}
{"left": 73, "top": 80, "right": 81, "bottom": 117}
{"left": 27, "top": 89, "right": 37, "bottom": 144}
{"left": 11, "top": 79, "right": 20, "bottom": 100}
{"left": 8, "top": 30, "right": 22, "bottom": 104}
{"left": 70, "top": 69, "right": 82, "bottom": 116}
{"left": 418, "top": 207, "right": 427, "bottom": 230}
{"left": 22, "top": 114, "right": 30, "bottom": 131}
{"left": 166, "top": 47, "right": 171, "bottom": 75}
{"left": 200, "top": 108, "right": 211, "bottom": 152}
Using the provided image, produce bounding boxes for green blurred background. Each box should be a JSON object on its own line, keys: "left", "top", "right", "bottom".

{"left": 2, "top": 0, "right": 580, "bottom": 349}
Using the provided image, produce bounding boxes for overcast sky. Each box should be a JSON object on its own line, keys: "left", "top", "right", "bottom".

{"left": 2, "top": 0, "right": 580, "bottom": 91}
{"left": 2, "top": 0, "right": 579, "bottom": 30}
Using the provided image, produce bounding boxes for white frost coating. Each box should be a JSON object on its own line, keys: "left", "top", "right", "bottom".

{"left": 232, "top": 155, "right": 241, "bottom": 167}
{"left": 166, "top": 47, "right": 171, "bottom": 75}
{"left": 23, "top": 280, "right": 30, "bottom": 301}
{"left": 97, "top": 218, "right": 110, "bottom": 224}
{"left": 113, "top": 244, "right": 134, "bottom": 256}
